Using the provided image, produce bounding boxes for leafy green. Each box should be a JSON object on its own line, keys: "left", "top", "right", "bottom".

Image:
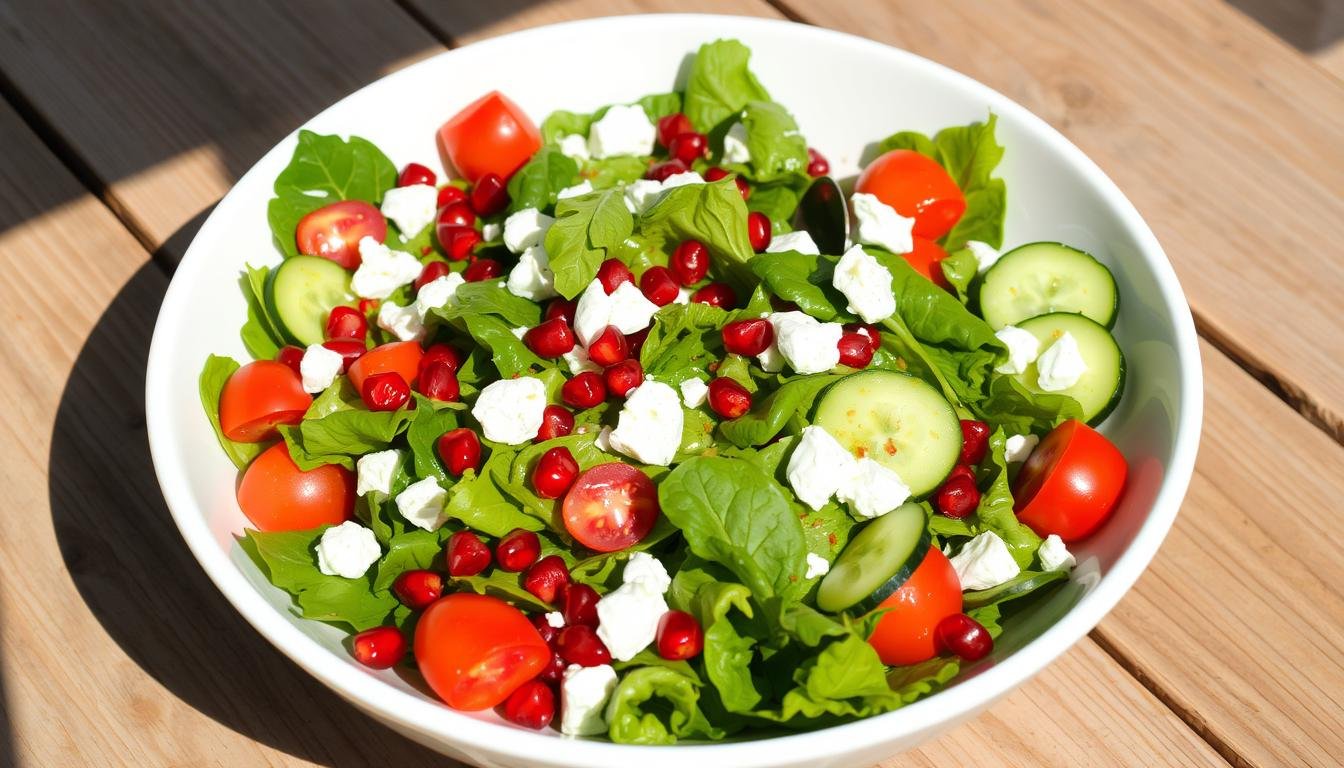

{"left": 745, "top": 182, "right": 804, "bottom": 226}
{"left": 501, "top": 433, "right": 610, "bottom": 527}
{"left": 372, "top": 528, "right": 446, "bottom": 592}
{"left": 458, "top": 312, "right": 547, "bottom": 378}
{"left": 405, "top": 396, "right": 458, "bottom": 484}
{"left": 239, "top": 527, "right": 396, "bottom": 631}
{"left": 239, "top": 265, "right": 283, "bottom": 358}
{"left": 940, "top": 246, "right": 980, "bottom": 305}
{"left": 436, "top": 279, "right": 542, "bottom": 328}
{"left": 638, "top": 302, "right": 730, "bottom": 376}
{"left": 870, "top": 248, "right": 1002, "bottom": 354}
{"left": 443, "top": 448, "right": 543, "bottom": 537}
{"left": 451, "top": 569, "right": 551, "bottom": 613}
{"left": 739, "top": 100, "right": 809, "bottom": 183}
{"left": 506, "top": 147, "right": 579, "bottom": 213}
{"left": 544, "top": 188, "right": 635, "bottom": 298}
{"left": 539, "top": 92, "right": 682, "bottom": 145}
{"left": 605, "top": 667, "right": 725, "bottom": 744}
{"left": 971, "top": 429, "right": 1042, "bottom": 567}
{"left": 198, "top": 355, "right": 265, "bottom": 470}
{"left": 639, "top": 181, "right": 756, "bottom": 295}
{"left": 691, "top": 581, "right": 763, "bottom": 711}
{"left": 281, "top": 406, "right": 414, "bottom": 471}
{"left": 748, "top": 251, "right": 849, "bottom": 322}
{"left": 683, "top": 39, "right": 771, "bottom": 132}
{"left": 975, "top": 375, "right": 1083, "bottom": 435}
{"left": 718, "top": 374, "right": 842, "bottom": 448}
{"left": 962, "top": 569, "right": 1066, "bottom": 610}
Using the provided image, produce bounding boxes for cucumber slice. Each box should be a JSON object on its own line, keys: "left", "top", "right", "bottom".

{"left": 961, "top": 569, "right": 1066, "bottom": 610}
{"left": 816, "top": 503, "right": 930, "bottom": 614}
{"left": 813, "top": 370, "right": 960, "bottom": 497}
{"left": 978, "top": 242, "right": 1118, "bottom": 329}
{"left": 1013, "top": 312, "right": 1125, "bottom": 424}
{"left": 266, "top": 256, "right": 353, "bottom": 346}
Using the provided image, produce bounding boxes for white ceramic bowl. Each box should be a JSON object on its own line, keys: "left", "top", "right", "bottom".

{"left": 146, "top": 15, "right": 1202, "bottom": 768}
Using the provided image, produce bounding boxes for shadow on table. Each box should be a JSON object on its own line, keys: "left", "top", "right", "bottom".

{"left": 1227, "top": 0, "right": 1344, "bottom": 52}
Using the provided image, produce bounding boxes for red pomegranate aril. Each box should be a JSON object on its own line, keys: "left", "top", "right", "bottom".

{"left": 445, "top": 530, "right": 491, "bottom": 576}
{"left": 656, "top": 112, "right": 693, "bottom": 148}
{"left": 946, "top": 464, "right": 976, "bottom": 485}
{"left": 530, "top": 613, "right": 560, "bottom": 645}
{"left": 275, "top": 345, "right": 304, "bottom": 376}
{"left": 646, "top": 159, "right": 688, "bottom": 182}
{"left": 437, "top": 201, "right": 476, "bottom": 229}
{"left": 470, "top": 172, "right": 510, "bottom": 216}
{"left": 604, "top": 360, "right": 643, "bottom": 398}
{"left": 587, "top": 325, "right": 629, "bottom": 367}
{"left": 532, "top": 447, "right": 579, "bottom": 500}
{"left": 707, "top": 378, "right": 752, "bottom": 419}
{"left": 667, "top": 131, "right": 708, "bottom": 165}
{"left": 806, "top": 147, "right": 830, "bottom": 177}
{"left": 704, "top": 166, "right": 729, "bottom": 182}
{"left": 935, "top": 473, "right": 981, "bottom": 519}
{"left": 626, "top": 327, "right": 650, "bottom": 358}
{"left": 496, "top": 528, "right": 541, "bottom": 572}
{"left": 691, "top": 282, "right": 737, "bottom": 308}
{"left": 399, "top": 162, "right": 437, "bottom": 188}
{"left": 770, "top": 295, "right": 799, "bottom": 313}
{"left": 655, "top": 610, "right": 704, "bottom": 660}
{"left": 639, "top": 266, "right": 680, "bottom": 306}
{"left": 501, "top": 679, "right": 556, "bottom": 730}
{"left": 596, "top": 258, "right": 634, "bottom": 294}
{"left": 322, "top": 339, "right": 366, "bottom": 373}
{"left": 392, "top": 569, "right": 444, "bottom": 610}
{"left": 844, "top": 322, "right": 882, "bottom": 352}
{"left": 414, "top": 260, "right": 452, "bottom": 294}
{"left": 417, "top": 360, "right": 460, "bottom": 402}
{"left": 361, "top": 372, "right": 411, "bottom": 411}
{"left": 562, "top": 583, "right": 600, "bottom": 628}
{"left": 351, "top": 626, "right": 406, "bottom": 669}
{"left": 437, "top": 428, "right": 482, "bottom": 477}
{"left": 522, "top": 555, "right": 572, "bottom": 605}
{"left": 721, "top": 318, "right": 774, "bottom": 356}
{"left": 959, "top": 419, "right": 991, "bottom": 465}
{"left": 837, "top": 332, "right": 875, "bottom": 368}
{"left": 326, "top": 305, "right": 368, "bottom": 341}
{"left": 524, "top": 318, "right": 576, "bottom": 358}
{"left": 436, "top": 185, "right": 467, "bottom": 209}
{"left": 538, "top": 651, "right": 567, "bottom": 684}
{"left": 935, "top": 613, "right": 994, "bottom": 661}
{"left": 536, "top": 404, "right": 575, "bottom": 441}
{"left": 703, "top": 166, "right": 751, "bottom": 199}
{"left": 358, "top": 298, "right": 379, "bottom": 315}
{"left": 420, "top": 343, "right": 464, "bottom": 375}
{"left": 561, "top": 371, "right": 606, "bottom": 409}
{"left": 545, "top": 298, "right": 578, "bottom": 325}
{"left": 462, "top": 257, "right": 503, "bottom": 282}
{"left": 438, "top": 225, "right": 481, "bottom": 261}
{"left": 554, "top": 624, "right": 611, "bottom": 667}
{"left": 671, "top": 239, "right": 709, "bottom": 286}
{"left": 747, "top": 211, "right": 772, "bottom": 252}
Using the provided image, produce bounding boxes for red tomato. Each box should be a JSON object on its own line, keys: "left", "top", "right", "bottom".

{"left": 561, "top": 463, "right": 659, "bottom": 552}
{"left": 414, "top": 593, "right": 550, "bottom": 711}
{"left": 347, "top": 341, "right": 424, "bottom": 394}
{"left": 236, "top": 443, "right": 354, "bottom": 531}
{"left": 903, "top": 237, "right": 952, "bottom": 290}
{"left": 295, "top": 201, "right": 387, "bottom": 269}
{"left": 1013, "top": 420, "right": 1128, "bottom": 541}
{"left": 855, "top": 150, "right": 966, "bottom": 240}
{"left": 437, "top": 92, "right": 541, "bottom": 183}
{"left": 866, "top": 547, "right": 963, "bottom": 666}
{"left": 218, "top": 360, "right": 311, "bottom": 442}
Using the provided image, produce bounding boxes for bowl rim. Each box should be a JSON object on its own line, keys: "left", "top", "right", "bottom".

{"left": 145, "top": 14, "right": 1203, "bottom": 765}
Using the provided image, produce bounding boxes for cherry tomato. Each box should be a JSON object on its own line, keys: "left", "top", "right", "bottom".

{"left": 236, "top": 443, "right": 354, "bottom": 531}
{"left": 437, "top": 91, "right": 541, "bottom": 183}
{"left": 218, "top": 360, "right": 311, "bottom": 442}
{"left": 855, "top": 150, "right": 966, "bottom": 240}
{"left": 414, "top": 594, "right": 550, "bottom": 711}
{"left": 561, "top": 463, "right": 659, "bottom": 552}
{"left": 295, "top": 200, "right": 387, "bottom": 269}
{"left": 1013, "top": 419, "right": 1128, "bottom": 541}
{"left": 902, "top": 237, "right": 951, "bottom": 290}
{"left": 347, "top": 341, "right": 424, "bottom": 394}
{"left": 866, "top": 547, "right": 963, "bottom": 666}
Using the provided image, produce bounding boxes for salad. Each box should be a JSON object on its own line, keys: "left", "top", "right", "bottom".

{"left": 200, "top": 39, "right": 1130, "bottom": 743}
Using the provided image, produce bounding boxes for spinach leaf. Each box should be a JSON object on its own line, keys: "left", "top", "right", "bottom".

{"left": 506, "top": 147, "right": 579, "bottom": 213}
{"left": 739, "top": 100, "right": 809, "bottom": 183}
{"left": 444, "top": 447, "right": 543, "bottom": 537}
{"left": 199, "top": 355, "right": 265, "bottom": 470}
{"left": 975, "top": 375, "right": 1083, "bottom": 434}
{"left": 458, "top": 312, "right": 547, "bottom": 378}
{"left": 405, "top": 395, "right": 459, "bottom": 484}
{"left": 962, "top": 569, "right": 1066, "bottom": 610}
{"left": 691, "top": 581, "right": 763, "bottom": 712}
{"left": 282, "top": 406, "right": 414, "bottom": 471}
{"left": 434, "top": 279, "right": 542, "bottom": 328}
{"left": 969, "top": 428, "right": 1042, "bottom": 567}
{"left": 940, "top": 246, "right": 980, "bottom": 305}
{"left": 748, "top": 251, "right": 850, "bottom": 322}
{"left": 372, "top": 528, "right": 447, "bottom": 592}
{"left": 718, "top": 374, "right": 842, "bottom": 448}
{"left": 450, "top": 569, "right": 551, "bottom": 613}
{"left": 639, "top": 181, "right": 756, "bottom": 295}
{"left": 745, "top": 182, "right": 805, "bottom": 230}
{"left": 544, "top": 188, "right": 635, "bottom": 299}
{"left": 869, "top": 248, "right": 1002, "bottom": 354}
{"left": 683, "top": 39, "right": 771, "bottom": 132}
{"left": 239, "top": 527, "right": 396, "bottom": 631}
{"left": 639, "top": 302, "right": 730, "bottom": 372}
{"left": 605, "top": 667, "right": 725, "bottom": 745}
{"left": 239, "top": 265, "right": 283, "bottom": 358}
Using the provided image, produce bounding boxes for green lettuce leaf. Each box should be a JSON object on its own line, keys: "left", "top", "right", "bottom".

{"left": 748, "top": 251, "right": 850, "bottom": 322}
{"left": 638, "top": 181, "right": 756, "bottom": 295}
{"left": 718, "top": 373, "right": 843, "bottom": 448}
{"left": 683, "top": 39, "right": 771, "bottom": 132}
{"left": 691, "top": 581, "right": 763, "bottom": 712}
{"left": 443, "top": 447, "right": 544, "bottom": 537}
{"left": 405, "top": 395, "right": 459, "bottom": 484}
{"left": 544, "top": 187, "right": 635, "bottom": 299}
{"left": 506, "top": 147, "right": 579, "bottom": 213}
{"left": 281, "top": 405, "right": 414, "bottom": 471}
{"left": 438, "top": 279, "right": 543, "bottom": 329}
{"left": 239, "top": 265, "right": 284, "bottom": 359}
{"left": 198, "top": 355, "right": 265, "bottom": 471}
{"left": 239, "top": 526, "right": 396, "bottom": 631}
{"left": 605, "top": 667, "right": 726, "bottom": 745}
{"left": 738, "top": 100, "right": 809, "bottom": 183}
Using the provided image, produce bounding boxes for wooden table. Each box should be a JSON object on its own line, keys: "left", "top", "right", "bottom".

{"left": 1, "top": 1, "right": 1340, "bottom": 765}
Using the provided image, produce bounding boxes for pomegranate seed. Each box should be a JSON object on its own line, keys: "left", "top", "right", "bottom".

{"left": 325, "top": 305, "right": 368, "bottom": 341}
{"left": 532, "top": 447, "right": 579, "bottom": 499}
{"left": 463, "top": 258, "right": 503, "bottom": 282}
{"left": 587, "top": 326, "right": 629, "bottom": 367}
{"left": 275, "top": 345, "right": 304, "bottom": 376}
{"left": 671, "top": 239, "right": 709, "bottom": 286}
{"left": 437, "top": 201, "right": 476, "bottom": 229}
{"left": 357, "top": 298, "right": 380, "bottom": 315}
{"left": 656, "top": 112, "right": 693, "bottom": 148}
{"left": 537, "top": 651, "right": 567, "bottom": 684}
{"left": 705, "top": 166, "right": 750, "bottom": 199}
{"left": 747, "top": 212, "right": 772, "bottom": 252}
{"left": 438, "top": 225, "right": 481, "bottom": 261}
{"left": 837, "top": 332, "right": 875, "bottom": 368}
{"left": 436, "top": 185, "right": 467, "bottom": 209}
{"left": 437, "top": 428, "right": 482, "bottom": 477}
{"left": 399, "top": 163, "right": 437, "bottom": 188}
{"left": 470, "top": 172, "right": 509, "bottom": 216}
{"left": 420, "top": 343, "right": 464, "bottom": 375}
{"left": 530, "top": 613, "right": 560, "bottom": 645}
{"left": 692, "top": 282, "right": 737, "bottom": 308}
{"left": 413, "top": 261, "right": 452, "bottom": 294}
{"left": 554, "top": 624, "right": 611, "bottom": 667}
{"left": 536, "top": 404, "right": 575, "bottom": 441}
{"left": 646, "top": 159, "right": 688, "bottom": 182}
{"left": 496, "top": 528, "right": 541, "bottom": 572}
{"left": 935, "top": 613, "right": 994, "bottom": 661}
{"left": 561, "top": 371, "right": 606, "bottom": 409}
{"left": 806, "top": 147, "right": 830, "bottom": 177}
{"left": 522, "top": 555, "right": 572, "bottom": 603}
{"left": 770, "top": 295, "right": 800, "bottom": 313}
{"left": 722, "top": 319, "right": 774, "bottom": 356}
{"left": 703, "top": 166, "right": 728, "bottom": 182}
{"left": 351, "top": 626, "right": 407, "bottom": 669}
{"left": 604, "top": 360, "right": 643, "bottom": 397}
{"left": 562, "top": 583, "right": 600, "bottom": 628}
{"left": 639, "top": 265, "right": 680, "bottom": 306}
{"left": 707, "top": 378, "right": 752, "bottom": 419}
{"left": 946, "top": 464, "right": 976, "bottom": 485}
{"left": 935, "top": 473, "right": 980, "bottom": 519}
{"left": 960, "top": 420, "right": 991, "bottom": 465}
{"left": 545, "top": 298, "right": 578, "bottom": 325}
{"left": 596, "top": 258, "right": 634, "bottom": 294}
{"left": 626, "top": 328, "right": 650, "bottom": 358}
{"left": 524, "top": 318, "right": 576, "bottom": 358}
{"left": 844, "top": 322, "right": 882, "bottom": 352}
{"left": 446, "top": 530, "right": 491, "bottom": 576}
{"left": 656, "top": 610, "right": 704, "bottom": 660}
{"left": 417, "top": 360, "right": 460, "bottom": 402}
{"left": 362, "top": 372, "right": 411, "bottom": 411}
{"left": 501, "top": 679, "right": 555, "bottom": 730}
{"left": 322, "top": 339, "right": 365, "bottom": 373}
{"left": 392, "top": 569, "right": 444, "bottom": 610}
{"left": 667, "top": 131, "right": 708, "bottom": 165}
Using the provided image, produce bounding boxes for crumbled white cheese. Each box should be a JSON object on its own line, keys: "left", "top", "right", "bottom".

{"left": 481, "top": 221, "right": 502, "bottom": 242}
{"left": 595, "top": 425, "right": 613, "bottom": 452}
{"left": 756, "top": 340, "right": 785, "bottom": 372}
{"left": 607, "top": 381, "right": 683, "bottom": 466}
{"left": 949, "top": 531, "right": 1021, "bottom": 591}
{"left": 836, "top": 457, "right": 910, "bottom": 519}
{"left": 622, "top": 552, "right": 672, "bottom": 594}
{"left": 786, "top": 425, "right": 858, "bottom": 511}
{"left": 659, "top": 170, "right": 704, "bottom": 191}
{"left": 595, "top": 554, "right": 671, "bottom": 662}
{"left": 832, "top": 245, "right": 896, "bottom": 323}
{"left": 587, "top": 103, "right": 656, "bottom": 159}
{"left": 573, "top": 278, "right": 657, "bottom": 345}
{"left": 351, "top": 237, "right": 422, "bottom": 300}
{"left": 673, "top": 287, "right": 693, "bottom": 305}
{"left": 379, "top": 183, "right": 437, "bottom": 238}
{"left": 562, "top": 345, "right": 600, "bottom": 374}
{"left": 560, "top": 664, "right": 617, "bottom": 736}
{"left": 850, "top": 192, "right": 915, "bottom": 255}
{"left": 994, "top": 325, "right": 1041, "bottom": 375}
{"left": 545, "top": 611, "right": 566, "bottom": 629}
{"left": 299, "top": 343, "right": 343, "bottom": 394}
{"left": 966, "top": 240, "right": 1002, "bottom": 274}
{"left": 769, "top": 311, "right": 843, "bottom": 375}
{"left": 679, "top": 377, "right": 708, "bottom": 408}
{"left": 413, "top": 272, "right": 465, "bottom": 320}
{"left": 764, "top": 230, "right": 820, "bottom": 255}
{"left": 355, "top": 449, "right": 401, "bottom": 496}
{"left": 394, "top": 476, "right": 448, "bottom": 532}
{"left": 1036, "top": 332, "right": 1088, "bottom": 391}
{"left": 557, "top": 133, "right": 590, "bottom": 161}
{"left": 623, "top": 179, "right": 664, "bottom": 215}
{"left": 315, "top": 521, "right": 381, "bottom": 579}
{"left": 503, "top": 208, "right": 554, "bottom": 254}
{"left": 557, "top": 180, "right": 594, "bottom": 200}
{"left": 721, "top": 121, "right": 751, "bottom": 164}
{"left": 376, "top": 301, "right": 425, "bottom": 342}
{"left": 607, "top": 282, "right": 659, "bottom": 336}
{"left": 804, "top": 552, "right": 830, "bottom": 580}
{"left": 510, "top": 326, "right": 528, "bottom": 340}
{"left": 1037, "top": 534, "right": 1076, "bottom": 572}
{"left": 471, "top": 376, "right": 547, "bottom": 444}
{"left": 505, "top": 245, "right": 557, "bottom": 301}
{"left": 1004, "top": 433, "right": 1040, "bottom": 464}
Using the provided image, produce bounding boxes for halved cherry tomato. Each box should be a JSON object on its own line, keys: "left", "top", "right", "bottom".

{"left": 347, "top": 341, "right": 424, "bottom": 394}
{"left": 561, "top": 463, "right": 659, "bottom": 552}
{"left": 855, "top": 149, "right": 966, "bottom": 240}
{"left": 903, "top": 237, "right": 951, "bottom": 290}
{"left": 437, "top": 92, "right": 541, "bottom": 183}
{"left": 219, "top": 360, "right": 311, "bottom": 442}
{"left": 236, "top": 443, "right": 354, "bottom": 531}
{"left": 295, "top": 200, "right": 387, "bottom": 269}
{"left": 414, "top": 593, "right": 550, "bottom": 711}
{"left": 866, "top": 547, "right": 963, "bottom": 666}
{"left": 1014, "top": 419, "right": 1128, "bottom": 541}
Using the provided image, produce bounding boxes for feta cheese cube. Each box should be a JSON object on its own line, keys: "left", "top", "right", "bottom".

{"left": 560, "top": 664, "right": 617, "bottom": 736}
{"left": 623, "top": 179, "right": 664, "bottom": 215}
{"left": 587, "top": 103, "right": 656, "bottom": 159}
{"left": 832, "top": 245, "right": 896, "bottom": 323}
{"left": 595, "top": 579, "right": 668, "bottom": 661}
{"left": 545, "top": 611, "right": 566, "bottom": 629}
{"left": 562, "top": 344, "right": 600, "bottom": 374}
{"left": 395, "top": 476, "right": 448, "bottom": 532}
{"left": 1037, "top": 534, "right": 1076, "bottom": 572}
{"left": 994, "top": 325, "right": 1041, "bottom": 375}
{"left": 607, "top": 381, "right": 683, "bottom": 466}
{"left": 764, "top": 230, "right": 820, "bottom": 255}
{"left": 315, "top": 521, "right": 381, "bottom": 579}
{"left": 836, "top": 457, "right": 910, "bottom": 519}
{"left": 379, "top": 183, "right": 437, "bottom": 238}
{"left": 595, "top": 425, "right": 613, "bottom": 452}
{"left": 757, "top": 340, "right": 785, "bottom": 372}
{"left": 721, "top": 121, "right": 751, "bottom": 164}
{"left": 351, "top": 237, "right": 422, "bottom": 299}
{"left": 659, "top": 171, "right": 704, "bottom": 191}
{"left": 376, "top": 300, "right": 425, "bottom": 342}
{"left": 673, "top": 287, "right": 693, "bottom": 305}
{"left": 299, "top": 342, "right": 343, "bottom": 394}
{"left": 503, "top": 208, "right": 554, "bottom": 254}
{"left": 471, "top": 376, "right": 547, "bottom": 444}
{"left": 481, "top": 221, "right": 502, "bottom": 242}
{"left": 607, "top": 282, "right": 659, "bottom": 336}
{"left": 557, "top": 133, "right": 590, "bottom": 161}
{"left": 1036, "top": 332, "right": 1088, "bottom": 391}
{"left": 557, "top": 180, "right": 593, "bottom": 200}
{"left": 573, "top": 279, "right": 613, "bottom": 346}
{"left": 850, "top": 192, "right": 915, "bottom": 255}
{"left": 804, "top": 552, "right": 831, "bottom": 580}
{"left": 355, "top": 449, "right": 401, "bottom": 496}
{"left": 949, "top": 531, "right": 1021, "bottom": 591}
{"left": 786, "top": 425, "right": 858, "bottom": 511}
{"left": 510, "top": 326, "right": 528, "bottom": 340}
{"left": 769, "top": 311, "right": 843, "bottom": 374}
{"left": 505, "top": 245, "right": 558, "bottom": 301}
{"left": 966, "top": 240, "right": 1002, "bottom": 274}
{"left": 621, "top": 552, "right": 671, "bottom": 594}
{"left": 679, "top": 377, "right": 708, "bottom": 408}
{"left": 413, "top": 272, "right": 465, "bottom": 320}
{"left": 1004, "top": 433, "right": 1040, "bottom": 464}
